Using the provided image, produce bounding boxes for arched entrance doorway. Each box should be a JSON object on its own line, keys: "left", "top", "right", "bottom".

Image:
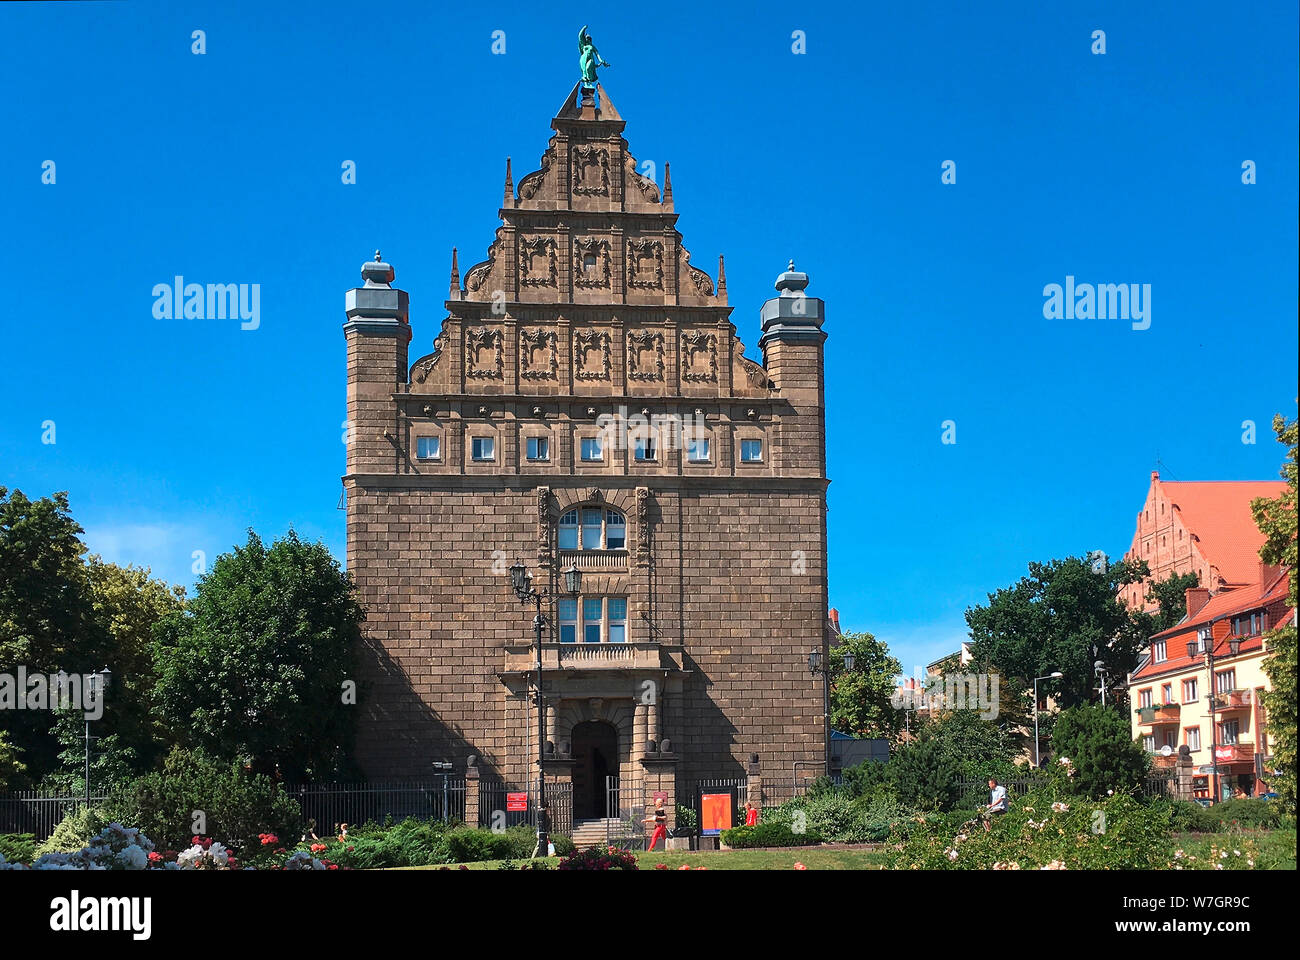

{"left": 571, "top": 720, "right": 618, "bottom": 819}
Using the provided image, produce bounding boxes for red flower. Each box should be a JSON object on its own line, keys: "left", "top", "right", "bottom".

{"left": 793, "top": 862, "right": 807, "bottom": 870}
{"left": 148, "top": 852, "right": 162, "bottom": 862}
{"left": 678, "top": 864, "right": 691, "bottom": 870}
{"left": 347, "top": 845, "right": 355, "bottom": 851}
{"left": 655, "top": 863, "right": 668, "bottom": 870}
{"left": 328, "top": 864, "right": 339, "bottom": 870}
{"left": 310, "top": 843, "right": 327, "bottom": 854}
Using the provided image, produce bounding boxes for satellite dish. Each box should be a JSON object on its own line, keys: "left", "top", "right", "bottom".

{"left": 1159, "top": 745, "right": 1173, "bottom": 757}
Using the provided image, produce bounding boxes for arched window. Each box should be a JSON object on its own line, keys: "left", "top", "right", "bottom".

{"left": 559, "top": 506, "right": 626, "bottom": 550}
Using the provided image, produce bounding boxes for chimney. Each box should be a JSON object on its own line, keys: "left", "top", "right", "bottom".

{"left": 1259, "top": 561, "right": 1284, "bottom": 587}
{"left": 1185, "top": 586, "right": 1210, "bottom": 619}
{"left": 829, "top": 608, "right": 841, "bottom": 637}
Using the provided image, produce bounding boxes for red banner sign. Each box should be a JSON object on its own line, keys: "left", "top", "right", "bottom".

{"left": 506, "top": 792, "right": 528, "bottom": 811}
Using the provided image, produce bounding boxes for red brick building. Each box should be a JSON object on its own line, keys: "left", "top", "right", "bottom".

{"left": 342, "top": 82, "right": 829, "bottom": 825}
{"left": 1119, "top": 472, "right": 1285, "bottom": 611}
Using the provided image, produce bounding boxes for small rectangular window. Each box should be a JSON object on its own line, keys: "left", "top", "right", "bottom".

{"left": 1142, "top": 734, "right": 1156, "bottom": 752}
{"left": 741, "top": 439, "right": 763, "bottom": 462}
{"left": 1161, "top": 683, "right": 1173, "bottom": 704}
{"left": 526, "top": 436, "right": 549, "bottom": 461}
{"left": 634, "top": 436, "right": 656, "bottom": 462}
{"left": 1152, "top": 640, "right": 1166, "bottom": 663}
{"left": 1139, "top": 689, "right": 1152, "bottom": 708}
{"left": 471, "top": 436, "right": 495, "bottom": 461}
{"left": 608, "top": 597, "right": 627, "bottom": 643}
{"left": 581, "top": 508, "right": 602, "bottom": 551}
{"left": 583, "top": 598, "right": 603, "bottom": 643}
{"left": 687, "top": 437, "right": 710, "bottom": 462}
{"left": 558, "top": 598, "right": 577, "bottom": 643}
{"left": 1182, "top": 678, "right": 1198, "bottom": 702}
{"left": 605, "top": 512, "right": 626, "bottom": 550}
{"left": 1216, "top": 669, "right": 1236, "bottom": 695}
{"left": 1186, "top": 727, "right": 1201, "bottom": 751}
{"left": 580, "top": 437, "right": 603, "bottom": 462}
{"left": 416, "top": 436, "right": 441, "bottom": 460}
{"left": 1219, "top": 719, "right": 1239, "bottom": 745}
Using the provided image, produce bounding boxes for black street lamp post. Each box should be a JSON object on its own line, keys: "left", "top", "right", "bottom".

{"left": 509, "top": 559, "right": 581, "bottom": 858}
{"left": 1187, "top": 620, "right": 1241, "bottom": 805}
{"left": 808, "top": 648, "right": 855, "bottom": 777}
{"left": 84, "top": 667, "right": 111, "bottom": 807}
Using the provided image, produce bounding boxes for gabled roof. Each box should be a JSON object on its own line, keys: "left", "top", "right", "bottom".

{"left": 1159, "top": 479, "right": 1286, "bottom": 585}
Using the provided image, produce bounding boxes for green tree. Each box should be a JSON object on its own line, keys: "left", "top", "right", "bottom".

{"left": 828, "top": 630, "right": 903, "bottom": 739}
{"left": 152, "top": 530, "right": 364, "bottom": 781}
{"left": 917, "top": 707, "right": 1020, "bottom": 784}
{"left": 0, "top": 488, "right": 109, "bottom": 785}
{"left": 1050, "top": 703, "right": 1148, "bottom": 798}
{"left": 1252, "top": 410, "right": 1297, "bottom": 819}
{"left": 43, "top": 558, "right": 186, "bottom": 794}
{"left": 1144, "top": 570, "right": 1201, "bottom": 633}
{"left": 965, "top": 556, "right": 1151, "bottom": 710}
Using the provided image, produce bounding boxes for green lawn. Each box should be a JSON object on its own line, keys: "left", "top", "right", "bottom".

{"left": 403, "top": 846, "right": 887, "bottom": 870}
{"left": 1170, "top": 829, "right": 1296, "bottom": 870}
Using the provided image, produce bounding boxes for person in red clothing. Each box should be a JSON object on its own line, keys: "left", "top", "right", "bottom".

{"left": 744, "top": 801, "right": 759, "bottom": 826}
{"left": 643, "top": 802, "right": 668, "bottom": 850}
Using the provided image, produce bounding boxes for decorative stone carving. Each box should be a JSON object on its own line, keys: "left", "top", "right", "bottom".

{"left": 626, "top": 239, "right": 664, "bottom": 289}
{"left": 465, "top": 260, "right": 493, "bottom": 293}
{"left": 574, "top": 330, "right": 611, "bottom": 381}
{"left": 586, "top": 487, "right": 604, "bottom": 504}
{"left": 739, "top": 356, "right": 771, "bottom": 390}
{"left": 572, "top": 145, "right": 610, "bottom": 196}
{"left": 519, "top": 236, "right": 558, "bottom": 287}
{"left": 537, "top": 486, "right": 552, "bottom": 562}
{"left": 519, "top": 328, "right": 559, "bottom": 381}
{"left": 625, "top": 155, "right": 660, "bottom": 203}
{"left": 573, "top": 237, "right": 612, "bottom": 288}
{"left": 626, "top": 331, "right": 665, "bottom": 382}
{"left": 412, "top": 338, "right": 441, "bottom": 384}
{"left": 636, "top": 486, "right": 651, "bottom": 565}
{"left": 688, "top": 265, "right": 714, "bottom": 297}
{"left": 465, "top": 327, "right": 504, "bottom": 380}
{"left": 518, "top": 151, "right": 552, "bottom": 201}
{"left": 680, "top": 331, "right": 718, "bottom": 383}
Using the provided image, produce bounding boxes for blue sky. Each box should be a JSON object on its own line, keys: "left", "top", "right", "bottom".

{"left": 1, "top": 1, "right": 1296, "bottom": 675}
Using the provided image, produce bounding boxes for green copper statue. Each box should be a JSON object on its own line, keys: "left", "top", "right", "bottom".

{"left": 578, "top": 25, "right": 610, "bottom": 83}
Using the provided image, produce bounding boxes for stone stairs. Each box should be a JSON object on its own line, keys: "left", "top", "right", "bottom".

{"left": 570, "top": 817, "right": 623, "bottom": 850}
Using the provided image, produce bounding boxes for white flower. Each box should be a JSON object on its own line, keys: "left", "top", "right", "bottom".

{"left": 946, "top": 849, "right": 958, "bottom": 861}
{"left": 116, "top": 844, "right": 148, "bottom": 870}
{"left": 1220, "top": 851, "right": 1228, "bottom": 859}
{"left": 1233, "top": 850, "right": 1241, "bottom": 857}
{"left": 1051, "top": 802, "right": 1069, "bottom": 813}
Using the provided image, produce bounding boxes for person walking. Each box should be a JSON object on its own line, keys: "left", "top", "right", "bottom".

{"left": 643, "top": 801, "right": 668, "bottom": 851}
{"left": 744, "top": 801, "right": 759, "bottom": 826}
{"left": 983, "top": 777, "right": 1008, "bottom": 831}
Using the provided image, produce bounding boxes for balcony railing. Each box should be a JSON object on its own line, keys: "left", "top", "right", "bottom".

{"left": 1212, "top": 689, "right": 1252, "bottom": 711}
{"left": 559, "top": 549, "right": 629, "bottom": 572}
{"left": 1212, "top": 742, "right": 1254, "bottom": 764}
{"left": 1148, "top": 752, "right": 1179, "bottom": 768}
{"left": 502, "top": 641, "right": 665, "bottom": 672}
{"left": 1138, "top": 703, "right": 1181, "bottom": 724}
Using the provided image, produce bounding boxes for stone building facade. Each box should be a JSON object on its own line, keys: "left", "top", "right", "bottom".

{"left": 343, "top": 82, "right": 829, "bottom": 823}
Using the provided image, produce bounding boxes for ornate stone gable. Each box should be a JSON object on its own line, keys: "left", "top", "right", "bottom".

{"left": 519, "top": 327, "right": 559, "bottom": 381}
{"left": 626, "top": 330, "right": 665, "bottom": 382}
{"left": 519, "top": 236, "right": 559, "bottom": 287}
{"left": 572, "top": 145, "right": 611, "bottom": 196}
{"left": 680, "top": 330, "right": 718, "bottom": 383}
{"left": 626, "top": 239, "right": 664, "bottom": 290}
{"left": 573, "top": 237, "right": 612, "bottom": 288}
{"left": 465, "top": 327, "right": 504, "bottom": 380}
{"left": 574, "top": 330, "right": 611, "bottom": 381}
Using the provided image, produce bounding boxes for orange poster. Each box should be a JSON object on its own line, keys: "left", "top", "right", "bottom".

{"left": 700, "top": 793, "right": 733, "bottom": 835}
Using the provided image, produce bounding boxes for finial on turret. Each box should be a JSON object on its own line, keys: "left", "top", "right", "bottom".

{"left": 717, "top": 254, "right": 728, "bottom": 304}
{"left": 449, "top": 247, "right": 461, "bottom": 300}
{"left": 788, "top": 259, "right": 794, "bottom": 271}
{"left": 375, "top": 250, "right": 382, "bottom": 262}
{"left": 663, "top": 162, "right": 673, "bottom": 209}
{"left": 361, "top": 250, "right": 394, "bottom": 287}
{"left": 503, "top": 157, "right": 514, "bottom": 207}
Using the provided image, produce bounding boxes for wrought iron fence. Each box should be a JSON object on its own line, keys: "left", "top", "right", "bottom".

{"left": 478, "top": 781, "right": 572, "bottom": 839}
{"left": 0, "top": 791, "right": 108, "bottom": 842}
{"left": 289, "top": 779, "right": 466, "bottom": 834}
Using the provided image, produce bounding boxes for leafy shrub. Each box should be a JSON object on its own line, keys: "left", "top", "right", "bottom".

{"left": 1050, "top": 704, "right": 1147, "bottom": 798}
{"left": 108, "top": 747, "right": 302, "bottom": 853}
{"left": 1210, "top": 798, "right": 1283, "bottom": 831}
{"left": 0, "top": 833, "right": 37, "bottom": 866}
{"left": 886, "top": 786, "right": 1173, "bottom": 869}
{"left": 721, "top": 822, "right": 822, "bottom": 849}
{"left": 556, "top": 846, "right": 638, "bottom": 870}
{"left": 443, "top": 824, "right": 538, "bottom": 863}
{"left": 498, "top": 858, "right": 554, "bottom": 870}
{"left": 36, "top": 805, "right": 108, "bottom": 855}
{"left": 674, "top": 804, "right": 698, "bottom": 833}
{"left": 769, "top": 790, "right": 912, "bottom": 843}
